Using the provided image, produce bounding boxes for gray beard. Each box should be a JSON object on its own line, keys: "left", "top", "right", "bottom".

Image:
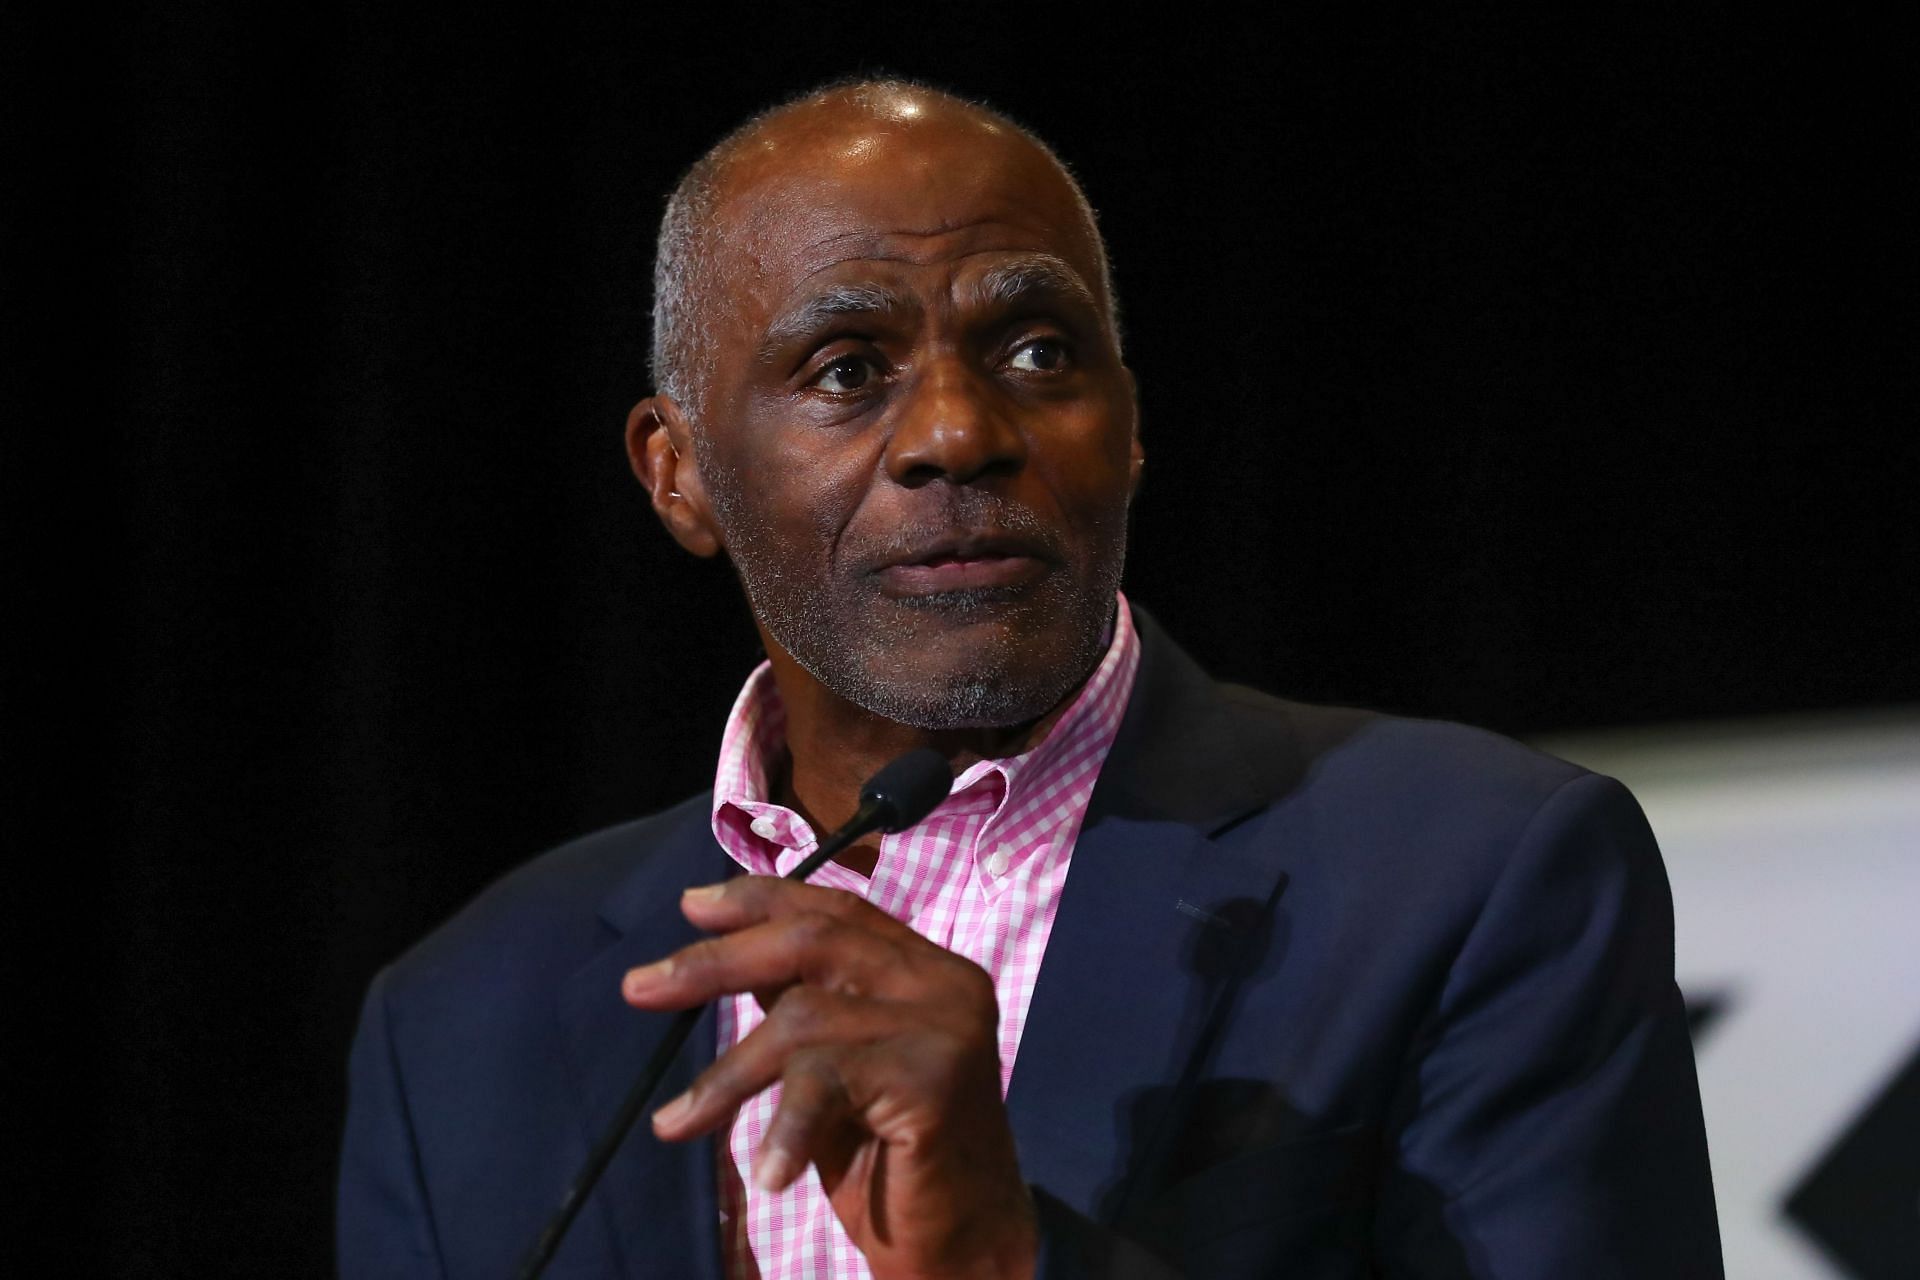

{"left": 703, "top": 460, "right": 1126, "bottom": 730}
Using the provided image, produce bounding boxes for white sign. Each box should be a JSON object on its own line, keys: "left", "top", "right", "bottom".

{"left": 1538, "top": 709, "right": 1920, "bottom": 1279}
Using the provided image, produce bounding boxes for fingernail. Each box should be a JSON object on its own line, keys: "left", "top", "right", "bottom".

{"left": 754, "top": 1146, "right": 796, "bottom": 1192}
{"left": 654, "top": 1091, "right": 694, "bottom": 1130}
{"left": 624, "top": 958, "right": 672, "bottom": 998}
{"left": 683, "top": 883, "right": 724, "bottom": 902}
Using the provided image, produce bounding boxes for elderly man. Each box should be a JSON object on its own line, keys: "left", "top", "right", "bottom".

{"left": 338, "top": 80, "right": 1722, "bottom": 1278}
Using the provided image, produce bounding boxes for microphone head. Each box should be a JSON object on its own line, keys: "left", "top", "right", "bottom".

{"left": 859, "top": 747, "right": 954, "bottom": 833}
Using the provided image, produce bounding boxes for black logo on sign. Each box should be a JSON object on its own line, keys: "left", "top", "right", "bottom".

{"left": 1783, "top": 1035, "right": 1920, "bottom": 1280}
{"left": 1684, "top": 989, "right": 1733, "bottom": 1048}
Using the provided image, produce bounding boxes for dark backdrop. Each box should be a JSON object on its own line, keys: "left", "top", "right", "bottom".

{"left": 7, "top": 5, "right": 1913, "bottom": 1276}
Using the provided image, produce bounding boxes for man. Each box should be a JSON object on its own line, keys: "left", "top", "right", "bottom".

{"left": 338, "top": 80, "right": 1722, "bottom": 1278}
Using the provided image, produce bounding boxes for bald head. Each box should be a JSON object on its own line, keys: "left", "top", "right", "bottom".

{"left": 649, "top": 79, "right": 1119, "bottom": 426}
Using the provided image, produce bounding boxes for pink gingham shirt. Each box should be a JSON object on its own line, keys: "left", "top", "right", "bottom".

{"left": 706, "top": 593, "right": 1141, "bottom": 1280}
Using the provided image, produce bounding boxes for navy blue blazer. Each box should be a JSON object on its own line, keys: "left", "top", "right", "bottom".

{"left": 339, "top": 609, "right": 1722, "bottom": 1278}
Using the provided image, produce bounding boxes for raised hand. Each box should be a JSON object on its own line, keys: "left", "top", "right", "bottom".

{"left": 622, "top": 876, "right": 1038, "bottom": 1280}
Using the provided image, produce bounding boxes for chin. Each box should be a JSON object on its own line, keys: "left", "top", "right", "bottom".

{"left": 859, "top": 670, "right": 1072, "bottom": 732}
{"left": 837, "top": 611, "right": 1104, "bottom": 731}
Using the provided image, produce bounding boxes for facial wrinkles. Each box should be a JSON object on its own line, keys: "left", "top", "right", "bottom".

{"left": 757, "top": 282, "right": 915, "bottom": 368}
{"left": 704, "top": 436, "right": 1129, "bottom": 730}
{"left": 736, "top": 164, "right": 1097, "bottom": 307}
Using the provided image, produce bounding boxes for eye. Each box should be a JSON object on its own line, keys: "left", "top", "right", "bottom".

{"left": 1007, "top": 337, "right": 1072, "bottom": 373}
{"left": 810, "top": 353, "right": 882, "bottom": 394}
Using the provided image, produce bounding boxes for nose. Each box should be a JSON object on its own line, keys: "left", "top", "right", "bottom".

{"left": 883, "top": 356, "right": 1027, "bottom": 487}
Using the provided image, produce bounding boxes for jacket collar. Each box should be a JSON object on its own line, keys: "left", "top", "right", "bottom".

{"left": 1086, "top": 604, "right": 1310, "bottom": 832}
{"left": 1005, "top": 604, "right": 1307, "bottom": 1218}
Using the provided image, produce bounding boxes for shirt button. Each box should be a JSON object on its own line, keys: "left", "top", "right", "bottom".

{"left": 985, "top": 844, "right": 1013, "bottom": 877}
{"left": 750, "top": 814, "right": 781, "bottom": 841}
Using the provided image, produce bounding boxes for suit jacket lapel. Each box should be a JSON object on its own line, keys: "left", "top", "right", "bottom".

{"left": 554, "top": 807, "right": 733, "bottom": 1280}
{"left": 1006, "top": 608, "right": 1307, "bottom": 1219}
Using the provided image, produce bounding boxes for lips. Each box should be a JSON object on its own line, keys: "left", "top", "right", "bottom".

{"left": 871, "top": 533, "right": 1052, "bottom": 595}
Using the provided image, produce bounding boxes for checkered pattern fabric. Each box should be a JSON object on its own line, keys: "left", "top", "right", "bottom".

{"left": 704, "top": 594, "right": 1141, "bottom": 1279}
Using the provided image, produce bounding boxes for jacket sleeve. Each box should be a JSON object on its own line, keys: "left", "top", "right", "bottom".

{"left": 1372, "top": 772, "right": 1724, "bottom": 1277}
{"left": 337, "top": 967, "right": 448, "bottom": 1279}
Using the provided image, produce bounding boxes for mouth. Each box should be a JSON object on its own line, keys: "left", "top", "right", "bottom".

{"left": 871, "top": 533, "right": 1052, "bottom": 597}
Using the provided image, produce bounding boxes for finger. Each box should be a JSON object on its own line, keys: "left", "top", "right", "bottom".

{"left": 677, "top": 876, "right": 918, "bottom": 941}
{"left": 624, "top": 908, "right": 908, "bottom": 1010}
{"left": 651, "top": 986, "right": 890, "bottom": 1141}
{"left": 753, "top": 1048, "right": 863, "bottom": 1194}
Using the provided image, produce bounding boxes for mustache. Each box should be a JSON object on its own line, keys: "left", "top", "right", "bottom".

{"left": 849, "top": 489, "right": 1067, "bottom": 569}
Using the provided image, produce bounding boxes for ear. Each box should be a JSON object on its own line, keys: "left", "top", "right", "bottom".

{"left": 626, "top": 395, "right": 722, "bottom": 558}
{"left": 1123, "top": 366, "right": 1145, "bottom": 498}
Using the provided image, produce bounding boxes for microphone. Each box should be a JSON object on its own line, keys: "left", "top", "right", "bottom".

{"left": 515, "top": 747, "right": 954, "bottom": 1279}
{"left": 786, "top": 746, "right": 953, "bottom": 879}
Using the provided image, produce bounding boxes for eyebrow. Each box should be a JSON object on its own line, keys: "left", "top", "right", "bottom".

{"left": 756, "top": 283, "right": 916, "bottom": 364}
{"left": 752, "top": 255, "right": 1107, "bottom": 366}
{"left": 967, "top": 254, "right": 1102, "bottom": 320}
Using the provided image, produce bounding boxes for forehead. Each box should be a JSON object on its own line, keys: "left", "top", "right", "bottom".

{"left": 705, "top": 110, "right": 1106, "bottom": 317}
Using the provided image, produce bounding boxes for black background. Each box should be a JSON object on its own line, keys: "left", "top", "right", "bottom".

{"left": 6, "top": 5, "right": 1914, "bottom": 1275}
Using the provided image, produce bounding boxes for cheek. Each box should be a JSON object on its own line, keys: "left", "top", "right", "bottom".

{"left": 738, "top": 415, "right": 879, "bottom": 545}
{"left": 1038, "top": 408, "right": 1139, "bottom": 510}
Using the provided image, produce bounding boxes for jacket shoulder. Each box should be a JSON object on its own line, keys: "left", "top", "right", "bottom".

{"left": 1217, "top": 680, "right": 1589, "bottom": 806}
{"left": 383, "top": 791, "right": 712, "bottom": 1002}
{"left": 1118, "top": 606, "right": 1592, "bottom": 833}
{"left": 1210, "top": 683, "right": 1652, "bottom": 932}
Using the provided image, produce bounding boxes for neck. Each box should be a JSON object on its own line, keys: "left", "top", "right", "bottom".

{"left": 760, "top": 644, "right": 1081, "bottom": 876}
